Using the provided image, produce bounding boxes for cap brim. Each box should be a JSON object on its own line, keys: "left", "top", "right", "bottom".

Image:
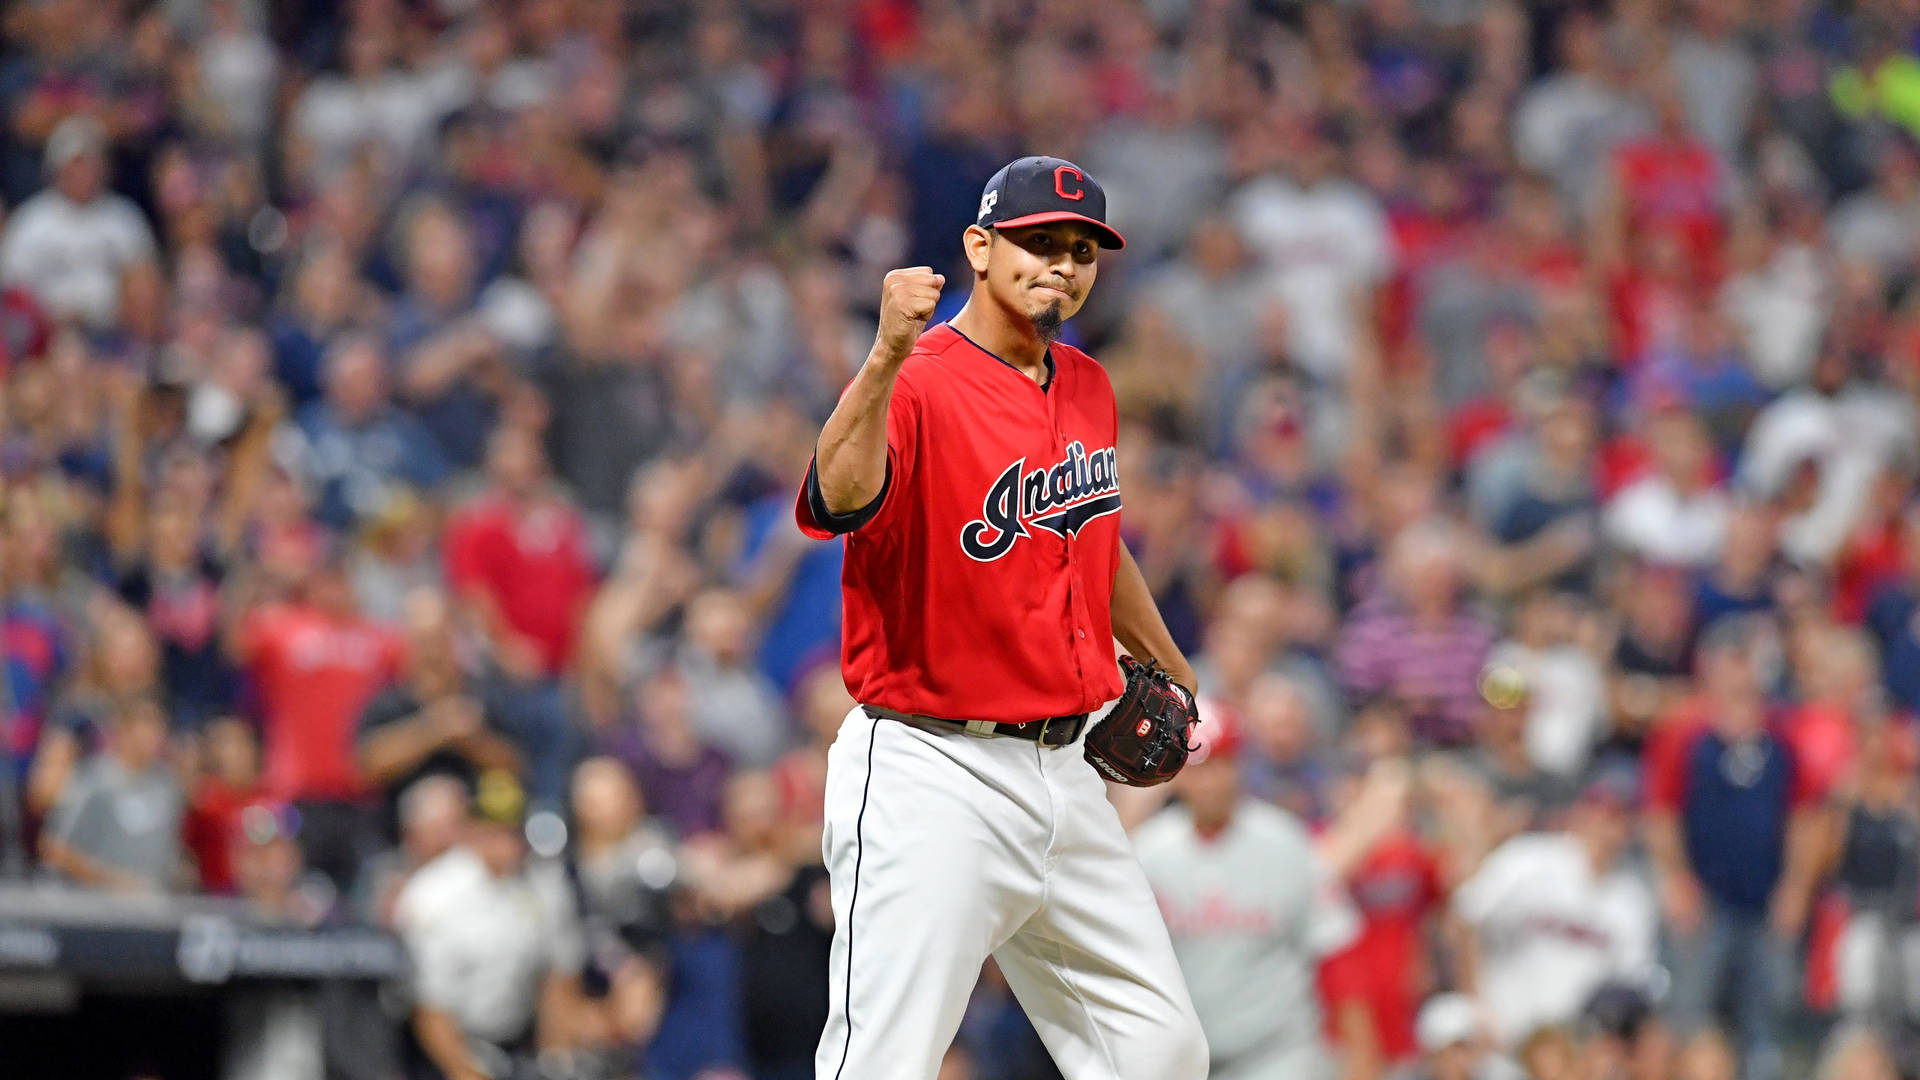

{"left": 992, "top": 211, "right": 1126, "bottom": 250}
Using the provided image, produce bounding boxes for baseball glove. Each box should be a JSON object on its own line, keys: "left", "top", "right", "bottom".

{"left": 1083, "top": 656, "right": 1199, "bottom": 787}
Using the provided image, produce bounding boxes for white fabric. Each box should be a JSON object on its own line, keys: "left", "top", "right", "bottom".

{"left": 1134, "top": 799, "right": 1356, "bottom": 1079}
{"left": 0, "top": 189, "right": 155, "bottom": 329}
{"left": 816, "top": 706, "right": 1208, "bottom": 1080}
{"left": 1740, "top": 388, "right": 1919, "bottom": 567}
{"left": 1718, "top": 242, "right": 1830, "bottom": 389}
{"left": 291, "top": 72, "right": 442, "bottom": 184}
{"left": 1486, "top": 641, "right": 1608, "bottom": 779}
{"left": 1231, "top": 176, "right": 1390, "bottom": 380}
{"left": 1452, "top": 833, "right": 1658, "bottom": 1048}
{"left": 1602, "top": 476, "right": 1729, "bottom": 566}
{"left": 394, "top": 847, "right": 584, "bottom": 1044}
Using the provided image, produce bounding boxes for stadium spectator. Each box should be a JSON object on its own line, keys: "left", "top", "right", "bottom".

{"left": 1403, "top": 992, "right": 1521, "bottom": 1080}
{"left": 355, "top": 587, "right": 521, "bottom": 838}
{"left": 1135, "top": 705, "right": 1359, "bottom": 1080}
{"left": 394, "top": 769, "right": 592, "bottom": 1080}
{"left": 1646, "top": 616, "right": 1826, "bottom": 1080}
{"left": 294, "top": 333, "right": 449, "bottom": 533}
{"left": 1452, "top": 776, "right": 1658, "bottom": 1048}
{"left": 1336, "top": 520, "right": 1499, "bottom": 747}
{"left": 0, "top": 114, "right": 160, "bottom": 333}
{"left": 232, "top": 554, "right": 405, "bottom": 888}
{"left": 38, "top": 693, "right": 184, "bottom": 892}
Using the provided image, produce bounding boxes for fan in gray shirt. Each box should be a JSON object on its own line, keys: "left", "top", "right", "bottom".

{"left": 40, "top": 695, "right": 186, "bottom": 892}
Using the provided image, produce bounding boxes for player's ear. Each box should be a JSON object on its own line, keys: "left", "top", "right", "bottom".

{"left": 962, "top": 225, "right": 993, "bottom": 275}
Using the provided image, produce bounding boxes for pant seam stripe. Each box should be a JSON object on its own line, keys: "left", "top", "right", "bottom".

{"left": 832, "top": 715, "right": 882, "bottom": 1080}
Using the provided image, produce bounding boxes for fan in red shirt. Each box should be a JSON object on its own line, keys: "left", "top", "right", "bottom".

{"left": 444, "top": 427, "right": 597, "bottom": 680}
{"left": 1603, "top": 84, "right": 1728, "bottom": 290}
{"left": 233, "top": 556, "right": 404, "bottom": 886}
{"left": 1319, "top": 825, "right": 1446, "bottom": 1069}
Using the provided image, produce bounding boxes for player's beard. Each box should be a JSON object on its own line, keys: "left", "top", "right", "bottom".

{"left": 1031, "top": 301, "right": 1064, "bottom": 342}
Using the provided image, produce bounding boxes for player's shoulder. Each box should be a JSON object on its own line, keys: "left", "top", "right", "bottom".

{"left": 1485, "top": 831, "right": 1580, "bottom": 874}
{"left": 1131, "top": 803, "right": 1195, "bottom": 856}
{"left": 1235, "top": 799, "right": 1313, "bottom": 846}
{"left": 394, "top": 847, "right": 487, "bottom": 925}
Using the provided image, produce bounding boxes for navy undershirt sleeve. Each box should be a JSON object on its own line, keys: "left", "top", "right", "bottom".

{"left": 805, "top": 457, "right": 892, "bottom": 535}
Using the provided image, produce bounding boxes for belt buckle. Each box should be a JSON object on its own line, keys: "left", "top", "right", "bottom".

{"left": 1035, "top": 715, "right": 1067, "bottom": 747}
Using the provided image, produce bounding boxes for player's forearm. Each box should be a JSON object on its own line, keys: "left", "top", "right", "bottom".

{"left": 1111, "top": 541, "right": 1196, "bottom": 694}
{"left": 814, "top": 350, "right": 905, "bottom": 515}
{"left": 413, "top": 1007, "right": 484, "bottom": 1080}
{"left": 356, "top": 714, "right": 450, "bottom": 785}
{"left": 1644, "top": 812, "right": 1691, "bottom": 885}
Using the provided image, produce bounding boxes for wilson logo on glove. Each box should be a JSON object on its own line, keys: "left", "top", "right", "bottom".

{"left": 1083, "top": 656, "right": 1199, "bottom": 787}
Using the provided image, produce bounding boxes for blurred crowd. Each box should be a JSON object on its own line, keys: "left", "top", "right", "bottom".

{"left": 13, "top": 0, "right": 1920, "bottom": 1079}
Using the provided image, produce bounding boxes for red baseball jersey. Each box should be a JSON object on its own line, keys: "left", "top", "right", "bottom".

{"left": 796, "top": 322, "right": 1126, "bottom": 723}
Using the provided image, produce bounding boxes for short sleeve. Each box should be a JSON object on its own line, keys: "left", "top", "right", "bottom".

{"left": 1302, "top": 850, "right": 1362, "bottom": 959}
{"left": 1452, "top": 841, "right": 1525, "bottom": 927}
{"left": 1643, "top": 718, "right": 1698, "bottom": 814}
{"left": 795, "top": 373, "right": 922, "bottom": 539}
{"left": 533, "top": 863, "right": 586, "bottom": 975}
{"left": 442, "top": 510, "right": 490, "bottom": 593}
{"left": 356, "top": 689, "right": 415, "bottom": 741}
{"left": 1787, "top": 737, "right": 1822, "bottom": 810}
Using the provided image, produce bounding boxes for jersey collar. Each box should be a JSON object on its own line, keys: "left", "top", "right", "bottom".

{"left": 943, "top": 320, "right": 1054, "bottom": 392}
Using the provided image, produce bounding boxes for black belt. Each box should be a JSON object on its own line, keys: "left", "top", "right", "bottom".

{"left": 863, "top": 706, "right": 1088, "bottom": 748}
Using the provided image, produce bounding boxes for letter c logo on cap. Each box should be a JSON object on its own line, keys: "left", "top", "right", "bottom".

{"left": 1054, "top": 165, "right": 1086, "bottom": 201}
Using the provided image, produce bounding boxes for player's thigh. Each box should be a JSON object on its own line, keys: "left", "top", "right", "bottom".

{"left": 994, "top": 794, "right": 1206, "bottom": 1077}
{"left": 994, "top": 919, "right": 1208, "bottom": 1080}
{"left": 818, "top": 711, "right": 1045, "bottom": 1078}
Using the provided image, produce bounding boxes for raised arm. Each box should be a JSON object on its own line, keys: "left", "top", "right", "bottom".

{"left": 813, "top": 267, "right": 942, "bottom": 515}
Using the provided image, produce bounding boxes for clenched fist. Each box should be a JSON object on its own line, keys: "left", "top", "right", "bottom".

{"left": 873, "top": 267, "right": 945, "bottom": 364}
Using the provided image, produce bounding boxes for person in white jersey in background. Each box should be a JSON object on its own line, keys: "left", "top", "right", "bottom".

{"left": 1450, "top": 773, "right": 1661, "bottom": 1050}
{"left": 1133, "top": 701, "right": 1360, "bottom": 1080}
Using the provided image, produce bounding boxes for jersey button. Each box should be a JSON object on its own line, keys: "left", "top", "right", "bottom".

{"left": 1078, "top": 630, "right": 1086, "bottom": 639}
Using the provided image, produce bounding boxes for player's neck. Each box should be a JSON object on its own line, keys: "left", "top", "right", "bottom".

{"left": 950, "top": 299, "right": 1050, "bottom": 384}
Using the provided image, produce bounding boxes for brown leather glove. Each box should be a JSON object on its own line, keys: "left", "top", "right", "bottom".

{"left": 1083, "top": 656, "right": 1199, "bottom": 787}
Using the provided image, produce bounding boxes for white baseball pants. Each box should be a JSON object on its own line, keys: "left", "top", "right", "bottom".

{"left": 813, "top": 705, "right": 1209, "bottom": 1080}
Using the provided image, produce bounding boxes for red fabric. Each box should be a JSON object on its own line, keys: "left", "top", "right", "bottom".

{"left": 240, "top": 604, "right": 404, "bottom": 802}
{"left": 770, "top": 750, "right": 828, "bottom": 825}
{"left": 1446, "top": 397, "right": 1512, "bottom": 469}
{"left": 1805, "top": 889, "right": 1849, "bottom": 1011}
{"left": 1607, "top": 266, "right": 1694, "bottom": 368}
{"left": 1382, "top": 211, "right": 1470, "bottom": 350}
{"left": 795, "top": 323, "right": 1127, "bottom": 722}
{"left": 1318, "top": 831, "right": 1443, "bottom": 1062}
{"left": 1781, "top": 703, "right": 1858, "bottom": 804}
{"left": 1645, "top": 699, "right": 1822, "bottom": 813}
{"left": 1595, "top": 436, "right": 1655, "bottom": 501}
{"left": 1613, "top": 137, "right": 1725, "bottom": 282}
{"left": 445, "top": 495, "right": 597, "bottom": 675}
{"left": 1644, "top": 703, "right": 1711, "bottom": 813}
{"left": 1832, "top": 519, "right": 1905, "bottom": 624}
{"left": 183, "top": 778, "right": 266, "bottom": 893}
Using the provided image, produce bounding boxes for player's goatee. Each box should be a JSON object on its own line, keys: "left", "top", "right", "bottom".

{"left": 1033, "top": 303, "right": 1064, "bottom": 341}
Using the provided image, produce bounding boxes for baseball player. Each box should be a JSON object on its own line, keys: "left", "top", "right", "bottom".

{"left": 797, "top": 156, "right": 1209, "bottom": 1079}
{"left": 1134, "top": 706, "right": 1360, "bottom": 1080}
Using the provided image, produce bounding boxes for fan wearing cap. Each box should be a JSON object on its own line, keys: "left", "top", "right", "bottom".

{"left": 797, "top": 157, "right": 1208, "bottom": 1078}
{"left": 1133, "top": 706, "right": 1360, "bottom": 1080}
{"left": 393, "top": 769, "right": 589, "bottom": 1080}
{"left": 0, "top": 114, "right": 160, "bottom": 332}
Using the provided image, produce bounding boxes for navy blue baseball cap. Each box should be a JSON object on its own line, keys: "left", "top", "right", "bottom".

{"left": 975, "top": 156, "right": 1125, "bottom": 250}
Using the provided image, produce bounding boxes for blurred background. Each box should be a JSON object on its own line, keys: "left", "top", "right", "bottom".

{"left": 7, "top": 0, "right": 1920, "bottom": 1079}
